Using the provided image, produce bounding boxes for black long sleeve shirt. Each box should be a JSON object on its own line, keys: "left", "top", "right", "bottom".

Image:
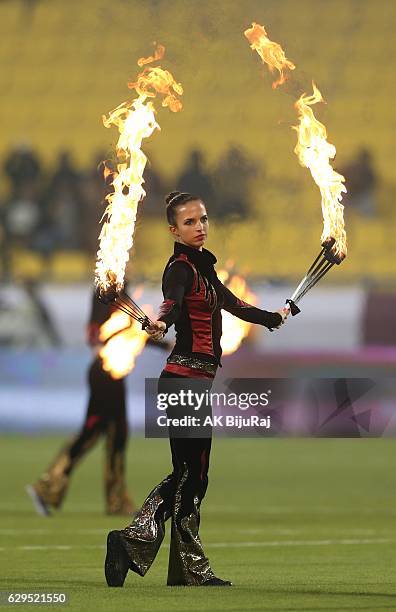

{"left": 158, "top": 242, "right": 282, "bottom": 365}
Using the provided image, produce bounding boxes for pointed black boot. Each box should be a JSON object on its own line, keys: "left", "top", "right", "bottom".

{"left": 105, "top": 530, "right": 130, "bottom": 587}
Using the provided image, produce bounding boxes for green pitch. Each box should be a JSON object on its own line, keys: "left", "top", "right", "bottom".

{"left": 1, "top": 436, "right": 396, "bottom": 611}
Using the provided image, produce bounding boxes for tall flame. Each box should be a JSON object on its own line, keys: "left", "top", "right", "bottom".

{"left": 245, "top": 22, "right": 347, "bottom": 262}
{"left": 218, "top": 269, "right": 258, "bottom": 355}
{"left": 95, "top": 46, "right": 183, "bottom": 294}
{"left": 293, "top": 83, "right": 347, "bottom": 260}
{"left": 244, "top": 22, "right": 295, "bottom": 89}
{"left": 99, "top": 307, "right": 152, "bottom": 379}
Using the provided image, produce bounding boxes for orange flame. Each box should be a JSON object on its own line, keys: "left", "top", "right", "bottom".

{"left": 218, "top": 269, "right": 258, "bottom": 355}
{"left": 98, "top": 306, "right": 153, "bottom": 379}
{"left": 128, "top": 66, "right": 183, "bottom": 113}
{"left": 95, "top": 47, "right": 183, "bottom": 294}
{"left": 244, "top": 22, "right": 295, "bottom": 89}
{"left": 137, "top": 43, "right": 165, "bottom": 67}
{"left": 293, "top": 83, "right": 347, "bottom": 260}
{"left": 245, "top": 22, "right": 347, "bottom": 261}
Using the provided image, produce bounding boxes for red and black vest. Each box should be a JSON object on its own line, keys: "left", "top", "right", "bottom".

{"left": 159, "top": 244, "right": 224, "bottom": 378}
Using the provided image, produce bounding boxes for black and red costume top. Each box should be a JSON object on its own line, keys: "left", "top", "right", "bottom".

{"left": 157, "top": 242, "right": 282, "bottom": 379}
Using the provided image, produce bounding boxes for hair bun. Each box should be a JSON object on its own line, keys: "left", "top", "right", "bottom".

{"left": 165, "top": 191, "right": 181, "bottom": 205}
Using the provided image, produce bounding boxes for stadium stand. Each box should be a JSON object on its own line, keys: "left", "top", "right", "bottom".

{"left": 0, "top": 0, "right": 395, "bottom": 283}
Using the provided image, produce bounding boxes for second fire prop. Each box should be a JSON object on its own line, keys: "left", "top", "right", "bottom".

{"left": 244, "top": 22, "right": 347, "bottom": 314}
{"left": 288, "top": 83, "right": 347, "bottom": 315}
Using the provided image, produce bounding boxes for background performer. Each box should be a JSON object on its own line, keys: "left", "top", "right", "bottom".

{"left": 105, "top": 191, "right": 288, "bottom": 586}
{"left": 27, "top": 292, "right": 137, "bottom": 516}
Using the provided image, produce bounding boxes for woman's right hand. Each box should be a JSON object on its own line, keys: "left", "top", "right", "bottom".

{"left": 146, "top": 320, "right": 167, "bottom": 340}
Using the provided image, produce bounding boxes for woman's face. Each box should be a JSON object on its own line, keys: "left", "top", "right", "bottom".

{"left": 170, "top": 200, "right": 209, "bottom": 250}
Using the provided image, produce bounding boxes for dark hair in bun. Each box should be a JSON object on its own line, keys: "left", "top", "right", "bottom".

{"left": 165, "top": 191, "right": 200, "bottom": 225}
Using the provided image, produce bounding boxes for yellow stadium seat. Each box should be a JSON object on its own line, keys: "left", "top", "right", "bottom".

{"left": 11, "top": 250, "right": 45, "bottom": 280}
{"left": 50, "top": 252, "right": 92, "bottom": 282}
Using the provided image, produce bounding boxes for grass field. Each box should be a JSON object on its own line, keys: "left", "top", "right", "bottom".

{"left": 1, "top": 435, "right": 396, "bottom": 611}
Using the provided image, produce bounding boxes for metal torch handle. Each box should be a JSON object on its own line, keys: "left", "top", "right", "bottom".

{"left": 285, "top": 299, "right": 301, "bottom": 316}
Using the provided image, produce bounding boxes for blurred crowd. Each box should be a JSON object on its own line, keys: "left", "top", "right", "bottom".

{"left": 0, "top": 143, "right": 378, "bottom": 261}
{"left": 1, "top": 146, "right": 105, "bottom": 256}
{"left": 0, "top": 144, "right": 259, "bottom": 258}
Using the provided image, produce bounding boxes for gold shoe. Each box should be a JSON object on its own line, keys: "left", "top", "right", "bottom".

{"left": 26, "top": 484, "right": 51, "bottom": 517}
{"left": 106, "top": 492, "right": 137, "bottom": 516}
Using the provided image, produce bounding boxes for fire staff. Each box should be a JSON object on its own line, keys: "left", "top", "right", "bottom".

{"left": 104, "top": 191, "right": 288, "bottom": 587}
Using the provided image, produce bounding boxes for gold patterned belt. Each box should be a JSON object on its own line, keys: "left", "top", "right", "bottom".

{"left": 167, "top": 354, "right": 217, "bottom": 376}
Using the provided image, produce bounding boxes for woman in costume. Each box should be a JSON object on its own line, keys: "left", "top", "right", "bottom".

{"left": 105, "top": 191, "right": 288, "bottom": 586}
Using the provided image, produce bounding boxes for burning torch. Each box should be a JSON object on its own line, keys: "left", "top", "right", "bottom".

{"left": 95, "top": 45, "right": 183, "bottom": 329}
{"left": 286, "top": 237, "right": 344, "bottom": 316}
{"left": 286, "top": 82, "right": 347, "bottom": 315}
{"left": 244, "top": 23, "right": 347, "bottom": 316}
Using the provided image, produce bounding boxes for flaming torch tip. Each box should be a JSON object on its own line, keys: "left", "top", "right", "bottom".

{"left": 95, "top": 283, "right": 118, "bottom": 305}
{"left": 322, "top": 237, "right": 345, "bottom": 265}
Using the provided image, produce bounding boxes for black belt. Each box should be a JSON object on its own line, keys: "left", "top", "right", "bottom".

{"left": 167, "top": 354, "right": 217, "bottom": 376}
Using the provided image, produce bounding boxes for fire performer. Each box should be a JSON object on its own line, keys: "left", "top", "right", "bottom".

{"left": 105, "top": 191, "right": 289, "bottom": 587}
{"left": 27, "top": 291, "right": 167, "bottom": 516}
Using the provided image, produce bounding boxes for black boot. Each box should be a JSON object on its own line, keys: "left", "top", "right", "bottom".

{"left": 167, "top": 465, "right": 222, "bottom": 586}
{"left": 105, "top": 530, "right": 130, "bottom": 587}
{"left": 119, "top": 475, "right": 175, "bottom": 577}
